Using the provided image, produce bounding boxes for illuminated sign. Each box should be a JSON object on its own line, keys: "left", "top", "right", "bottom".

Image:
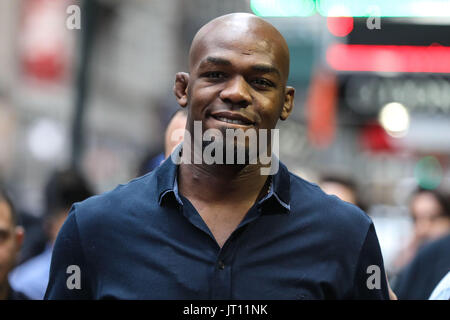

{"left": 341, "top": 75, "right": 450, "bottom": 115}
{"left": 327, "top": 44, "right": 450, "bottom": 74}
{"left": 251, "top": 0, "right": 450, "bottom": 17}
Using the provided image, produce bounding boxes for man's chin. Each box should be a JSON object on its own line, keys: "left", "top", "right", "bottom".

{"left": 211, "top": 142, "right": 260, "bottom": 165}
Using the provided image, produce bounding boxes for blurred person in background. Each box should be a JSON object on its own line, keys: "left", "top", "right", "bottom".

{"left": 319, "top": 174, "right": 366, "bottom": 212}
{"left": 392, "top": 188, "right": 450, "bottom": 273}
{"left": 8, "top": 169, "right": 93, "bottom": 300}
{"left": 164, "top": 109, "right": 187, "bottom": 159}
{"left": 429, "top": 270, "right": 450, "bottom": 300}
{"left": 15, "top": 211, "right": 47, "bottom": 266}
{"left": 138, "top": 109, "right": 188, "bottom": 176}
{"left": 393, "top": 232, "right": 450, "bottom": 299}
{"left": 0, "top": 187, "right": 26, "bottom": 300}
{"left": 137, "top": 150, "right": 165, "bottom": 177}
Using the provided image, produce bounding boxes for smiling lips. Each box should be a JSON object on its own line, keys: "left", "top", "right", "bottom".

{"left": 210, "top": 111, "right": 255, "bottom": 126}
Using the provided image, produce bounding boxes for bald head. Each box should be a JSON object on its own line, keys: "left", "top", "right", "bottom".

{"left": 189, "top": 13, "right": 290, "bottom": 82}
{"left": 174, "top": 12, "right": 295, "bottom": 136}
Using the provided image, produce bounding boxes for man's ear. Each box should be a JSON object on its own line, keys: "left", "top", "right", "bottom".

{"left": 14, "top": 226, "right": 24, "bottom": 250}
{"left": 174, "top": 72, "right": 190, "bottom": 108}
{"left": 280, "top": 86, "right": 295, "bottom": 121}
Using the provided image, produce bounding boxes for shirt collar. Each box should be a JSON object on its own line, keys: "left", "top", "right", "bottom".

{"left": 156, "top": 152, "right": 182, "bottom": 207}
{"left": 256, "top": 159, "right": 291, "bottom": 213}
{"left": 156, "top": 145, "right": 291, "bottom": 213}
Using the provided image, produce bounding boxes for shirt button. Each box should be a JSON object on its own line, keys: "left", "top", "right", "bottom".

{"left": 218, "top": 260, "right": 225, "bottom": 270}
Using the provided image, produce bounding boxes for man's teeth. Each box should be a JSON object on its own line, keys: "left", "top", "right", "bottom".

{"left": 215, "top": 116, "right": 248, "bottom": 125}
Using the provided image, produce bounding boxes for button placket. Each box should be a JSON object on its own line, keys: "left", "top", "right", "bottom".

{"left": 217, "top": 260, "right": 225, "bottom": 270}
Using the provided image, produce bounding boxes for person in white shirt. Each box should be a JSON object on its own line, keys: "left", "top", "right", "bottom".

{"left": 429, "top": 271, "right": 450, "bottom": 300}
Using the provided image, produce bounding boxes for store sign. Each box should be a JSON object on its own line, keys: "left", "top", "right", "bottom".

{"left": 343, "top": 75, "right": 450, "bottom": 115}
{"left": 20, "top": 0, "right": 74, "bottom": 82}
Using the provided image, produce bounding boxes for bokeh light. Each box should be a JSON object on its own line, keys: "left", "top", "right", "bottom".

{"left": 414, "top": 156, "right": 443, "bottom": 190}
{"left": 250, "top": 0, "right": 316, "bottom": 17}
{"left": 379, "top": 102, "right": 410, "bottom": 138}
{"left": 327, "top": 16, "right": 354, "bottom": 37}
{"left": 27, "top": 118, "right": 65, "bottom": 161}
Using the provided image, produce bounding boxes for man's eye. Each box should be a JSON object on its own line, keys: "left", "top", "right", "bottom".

{"left": 252, "top": 78, "right": 274, "bottom": 88}
{"left": 203, "top": 72, "right": 226, "bottom": 79}
{"left": 0, "top": 230, "right": 10, "bottom": 242}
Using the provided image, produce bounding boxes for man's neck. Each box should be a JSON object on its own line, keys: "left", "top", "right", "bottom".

{"left": 178, "top": 162, "right": 270, "bottom": 204}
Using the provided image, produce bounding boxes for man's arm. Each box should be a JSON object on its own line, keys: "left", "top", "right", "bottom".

{"left": 44, "top": 207, "right": 93, "bottom": 299}
{"left": 352, "top": 223, "right": 390, "bottom": 299}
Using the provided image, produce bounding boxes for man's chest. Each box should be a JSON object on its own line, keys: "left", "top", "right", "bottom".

{"left": 185, "top": 198, "right": 256, "bottom": 248}
{"left": 89, "top": 215, "right": 351, "bottom": 300}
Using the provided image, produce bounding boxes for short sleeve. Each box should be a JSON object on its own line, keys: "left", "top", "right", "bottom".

{"left": 44, "top": 206, "right": 93, "bottom": 299}
{"left": 351, "top": 223, "right": 390, "bottom": 299}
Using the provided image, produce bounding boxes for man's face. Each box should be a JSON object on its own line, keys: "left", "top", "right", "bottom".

{"left": 411, "top": 192, "right": 450, "bottom": 242}
{"left": 176, "top": 15, "right": 294, "bottom": 159}
{"left": 188, "top": 38, "right": 285, "bottom": 132}
{"left": 0, "top": 201, "right": 22, "bottom": 286}
{"left": 321, "top": 182, "right": 357, "bottom": 205}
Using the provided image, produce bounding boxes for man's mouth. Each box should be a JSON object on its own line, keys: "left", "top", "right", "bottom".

{"left": 210, "top": 111, "right": 255, "bottom": 126}
{"left": 214, "top": 116, "right": 250, "bottom": 125}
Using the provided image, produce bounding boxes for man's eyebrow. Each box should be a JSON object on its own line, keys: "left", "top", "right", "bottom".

{"left": 199, "top": 57, "right": 281, "bottom": 77}
{"left": 200, "top": 56, "right": 232, "bottom": 66}
{"left": 252, "top": 64, "right": 280, "bottom": 77}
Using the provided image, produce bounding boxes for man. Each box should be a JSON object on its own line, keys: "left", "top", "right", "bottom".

{"left": 164, "top": 109, "right": 188, "bottom": 159}
{"left": 392, "top": 188, "right": 450, "bottom": 273}
{"left": 137, "top": 109, "right": 187, "bottom": 176}
{"left": 319, "top": 174, "right": 364, "bottom": 209}
{"left": 429, "top": 271, "right": 450, "bottom": 300}
{"left": 394, "top": 233, "right": 450, "bottom": 300}
{"left": 46, "top": 13, "right": 390, "bottom": 299}
{"left": 9, "top": 169, "right": 93, "bottom": 299}
{"left": 0, "top": 188, "right": 27, "bottom": 300}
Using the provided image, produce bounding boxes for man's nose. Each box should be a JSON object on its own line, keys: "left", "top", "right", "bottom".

{"left": 219, "top": 75, "right": 251, "bottom": 108}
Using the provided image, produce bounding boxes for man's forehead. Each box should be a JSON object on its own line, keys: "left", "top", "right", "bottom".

{"left": 189, "top": 14, "right": 290, "bottom": 77}
{"left": 195, "top": 41, "right": 278, "bottom": 68}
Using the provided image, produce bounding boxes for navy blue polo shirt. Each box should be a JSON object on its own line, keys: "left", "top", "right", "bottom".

{"left": 45, "top": 155, "right": 389, "bottom": 300}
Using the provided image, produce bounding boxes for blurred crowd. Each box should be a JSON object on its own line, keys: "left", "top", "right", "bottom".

{"left": 320, "top": 175, "right": 450, "bottom": 299}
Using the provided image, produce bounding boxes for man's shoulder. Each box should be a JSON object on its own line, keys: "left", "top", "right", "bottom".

{"left": 72, "top": 170, "right": 159, "bottom": 225}
{"left": 282, "top": 170, "right": 379, "bottom": 277}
